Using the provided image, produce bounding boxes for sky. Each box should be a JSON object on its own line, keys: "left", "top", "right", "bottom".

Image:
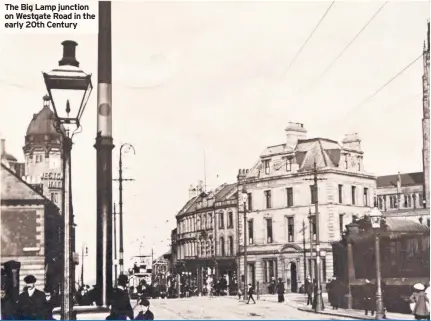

{"left": 0, "top": 0, "right": 429, "bottom": 285}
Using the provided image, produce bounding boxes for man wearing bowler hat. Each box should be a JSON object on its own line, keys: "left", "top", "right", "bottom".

{"left": 106, "top": 274, "right": 134, "bottom": 320}
{"left": 15, "top": 274, "right": 47, "bottom": 320}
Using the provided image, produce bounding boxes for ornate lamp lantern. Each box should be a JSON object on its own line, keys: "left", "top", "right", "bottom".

{"left": 43, "top": 40, "right": 93, "bottom": 132}
{"left": 369, "top": 207, "right": 383, "bottom": 229}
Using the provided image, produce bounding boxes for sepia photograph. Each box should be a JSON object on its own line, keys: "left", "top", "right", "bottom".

{"left": 0, "top": 0, "right": 430, "bottom": 320}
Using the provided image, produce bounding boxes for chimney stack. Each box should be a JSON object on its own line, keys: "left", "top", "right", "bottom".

{"left": 285, "top": 122, "right": 307, "bottom": 151}
{"left": 342, "top": 133, "right": 362, "bottom": 152}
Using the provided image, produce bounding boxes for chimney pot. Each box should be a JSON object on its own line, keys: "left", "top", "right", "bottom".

{"left": 59, "top": 40, "right": 80, "bottom": 67}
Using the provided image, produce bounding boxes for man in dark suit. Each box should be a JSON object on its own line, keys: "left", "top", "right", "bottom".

{"left": 134, "top": 298, "right": 154, "bottom": 320}
{"left": 15, "top": 275, "right": 47, "bottom": 320}
{"left": 107, "top": 275, "right": 134, "bottom": 320}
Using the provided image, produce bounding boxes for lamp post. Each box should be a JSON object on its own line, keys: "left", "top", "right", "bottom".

{"left": 116, "top": 143, "right": 135, "bottom": 276}
{"left": 240, "top": 188, "right": 248, "bottom": 301}
{"left": 369, "top": 206, "right": 385, "bottom": 320}
{"left": 43, "top": 40, "right": 93, "bottom": 320}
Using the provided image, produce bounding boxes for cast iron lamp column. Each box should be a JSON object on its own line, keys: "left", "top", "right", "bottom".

{"left": 240, "top": 188, "right": 248, "bottom": 301}
{"left": 43, "top": 40, "right": 93, "bottom": 320}
{"left": 369, "top": 206, "right": 385, "bottom": 320}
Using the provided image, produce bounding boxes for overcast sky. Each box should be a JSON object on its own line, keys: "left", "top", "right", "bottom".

{"left": 0, "top": 0, "right": 429, "bottom": 285}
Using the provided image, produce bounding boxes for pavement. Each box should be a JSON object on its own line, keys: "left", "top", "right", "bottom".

{"left": 255, "top": 293, "right": 410, "bottom": 320}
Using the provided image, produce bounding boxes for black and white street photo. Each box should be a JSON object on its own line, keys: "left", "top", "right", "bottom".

{"left": 0, "top": 1, "right": 430, "bottom": 320}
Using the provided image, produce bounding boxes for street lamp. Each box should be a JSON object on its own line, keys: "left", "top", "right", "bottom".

{"left": 240, "top": 187, "right": 248, "bottom": 301}
{"left": 43, "top": 40, "right": 93, "bottom": 321}
{"left": 369, "top": 206, "right": 385, "bottom": 320}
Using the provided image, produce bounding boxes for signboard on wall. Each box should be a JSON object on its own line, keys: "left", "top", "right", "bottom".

{"left": 1, "top": 210, "right": 38, "bottom": 256}
{"left": 41, "top": 172, "right": 62, "bottom": 189}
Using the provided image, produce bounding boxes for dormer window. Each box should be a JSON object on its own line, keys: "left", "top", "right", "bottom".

{"left": 264, "top": 159, "right": 271, "bottom": 175}
{"left": 286, "top": 158, "right": 292, "bottom": 172}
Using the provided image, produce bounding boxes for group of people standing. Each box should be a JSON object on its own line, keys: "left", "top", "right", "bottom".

{"left": 1, "top": 275, "right": 56, "bottom": 320}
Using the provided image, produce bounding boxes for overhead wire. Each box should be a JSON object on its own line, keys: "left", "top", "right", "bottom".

{"left": 287, "top": 1, "right": 390, "bottom": 109}
{"left": 333, "top": 52, "right": 424, "bottom": 127}
{"left": 311, "top": 1, "right": 389, "bottom": 88}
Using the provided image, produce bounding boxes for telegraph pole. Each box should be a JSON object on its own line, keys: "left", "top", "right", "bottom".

{"left": 422, "top": 21, "right": 430, "bottom": 209}
{"left": 113, "top": 203, "right": 118, "bottom": 286}
{"left": 305, "top": 162, "right": 325, "bottom": 312}
{"left": 113, "top": 143, "right": 135, "bottom": 276}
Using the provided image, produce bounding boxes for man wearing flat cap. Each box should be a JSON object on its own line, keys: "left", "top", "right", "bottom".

{"left": 15, "top": 275, "right": 47, "bottom": 320}
{"left": 106, "top": 274, "right": 134, "bottom": 320}
{"left": 134, "top": 298, "right": 154, "bottom": 320}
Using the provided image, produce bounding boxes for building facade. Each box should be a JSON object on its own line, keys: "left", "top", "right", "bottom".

{"left": 175, "top": 182, "right": 239, "bottom": 293}
{"left": 376, "top": 172, "right": 430, "bottom": 226}
{"left": 1, "top": 163, "right": 63, "bottom": 293}
{"left": 237, "top": 123, "right": 376, "bottom": 294}
{"left": 22, "top": 95, "right": 63, "bottom": 209}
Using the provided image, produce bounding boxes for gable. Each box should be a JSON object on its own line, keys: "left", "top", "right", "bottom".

{"left": 1, "top": 165, "right": 44, "bottom": 201}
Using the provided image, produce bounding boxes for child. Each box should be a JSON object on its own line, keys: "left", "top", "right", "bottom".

{"left": 134, "top": 298, "right": 154, "bottom": 320}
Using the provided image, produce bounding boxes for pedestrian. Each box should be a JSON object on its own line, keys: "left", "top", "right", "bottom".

{"left": 331, "top": 277, "right": 342, "bottom": 310}
{"left": 1, "top": 288, "right": 15, "bottom": 320}
{"left": 106, "top": 275, "right": 134, "bottom": 320}
{"left": 327, "top": 278, "right": 334, "bottom": 308}
{"left": 409, "top": 283, "right": 430, "bottom": 320}
{"left": 134, "top": 298, "right": 154, "bottom": 320}
{"left": 305, "top": 278, "right": 313, "bottom": 306}
{"left": 425, "top": 282, "right": 430, "bottom": 320}
{"left": 276, "top": 278, "right": 285, "bottom": 303}
{"left": 15, "top": 275, "right": 47, "bottom": 320}
{"left": 363, "top": 279, "right": 375, "bottom": 317}
{"left": 246, "top": 284, "right": 256, "bottom": 304}
{"left": 43, "top": 290, "right": 57, "bottom": 320}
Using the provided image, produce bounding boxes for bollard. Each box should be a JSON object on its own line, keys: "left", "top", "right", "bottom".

{"left": 257, "top": 281, "right": 260, "bottom": 300}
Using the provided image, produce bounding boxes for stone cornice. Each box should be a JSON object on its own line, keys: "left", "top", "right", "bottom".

{"left": 243, "top": 168, "right": 375, "bottom": 185}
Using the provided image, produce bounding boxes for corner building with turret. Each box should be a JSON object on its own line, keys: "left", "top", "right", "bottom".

{"left": 236, "top": 123, "right": 376, "bottom": 294}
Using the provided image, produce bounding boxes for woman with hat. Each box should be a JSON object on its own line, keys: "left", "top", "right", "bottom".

{"left": 106, "top": 275, "right": 134, "bottom": 320}
{"left": 409, "top": 283, "right": 429, "bottom": 320}
{"left": 134, "top": 298, "right": 154, "bottom": 320}
{"left": 15, "top": 275, "right": 47, "bottom": 320}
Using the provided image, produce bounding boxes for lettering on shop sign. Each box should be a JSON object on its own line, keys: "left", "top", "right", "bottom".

{"left": 41, "top": 172, "right": 63, "bottom": 189}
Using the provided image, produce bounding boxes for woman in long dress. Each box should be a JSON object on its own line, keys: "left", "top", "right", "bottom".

{"left": 410, "top": 283, "right": 430, "bottom": 320}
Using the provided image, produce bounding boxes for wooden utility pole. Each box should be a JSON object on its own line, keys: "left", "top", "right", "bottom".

{"left": 422, "top": 21, "right": 430, "bottom": 209}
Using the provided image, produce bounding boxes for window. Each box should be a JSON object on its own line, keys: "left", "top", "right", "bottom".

{"left": 248, "top": 220, "right": 254, "bottom": 244}
{"left": 264, "top": 190, "right": 272, "bottom": 209}
{"left": 344, "top": 155, "right": 348, "bottom": 169}
{"left": 247, "top": 193, "right": 253, "bottom": 211}
{"left": 51, "top": 193, "right": 57, "bottom": 203}
{"left": 351, "top": 186, "right": 356, "bottom": 205}
{"left": 357, "top": 157, "right": 361, "bottom": 171}
{"left": 419, "top": 193, "right": 424, "bottom": 207}
{"left": 427, "top": 219, "right": 430, "bottom": 228}
{"left": 378, "top": 197, "right": 383, "bottom": 209}
{"left": 286, "top": 158, "right": 292, "bottom": 172}
{"left": 404, "top": 195, "right": 412, "bottom": 208}
{"left": 339, "top": 214, "right": 344, "bottom": 235}
{"left": 390, "top": 196, "right": 397, "bottom": 209}
{"left": 338, "top": 185, "right": 343, "bottom": 203}
{"left": 227, "top": 212, "right": 233, "bottom": 228}
{"left": 220, "top": 237, "right": 225, "bottom": 256}
{"left": 310, "top": 185, "right": 317, "bottom": 204}
{"left": 228, "top": 236, "right": 234, "bottom": 256}
{"left": 219, "top": 213, "right": 224, "bottom": 229}
{"left": 264, "top": 159, "right": 271, "bottom": 175}
{"left": 363, "top": 188, "right": 368, "bottom": 206}
{"left": 263, "top": 259, "right": 277, "bottom": 283}
{"left": 287, "top": 217, "right": 294, "bottom": 242}
{"left": 266, "top": 218, "right": 273, "bottom": 243}
{"left": 286, "top": 188, "right": 294, "bottom": 207}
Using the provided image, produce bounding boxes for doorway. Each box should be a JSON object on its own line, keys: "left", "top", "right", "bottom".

{"left": 290, "top": 262, "right": 297, "bottom": 293}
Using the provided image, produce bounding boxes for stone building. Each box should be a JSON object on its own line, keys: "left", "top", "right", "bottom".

{"left": 376, "top": 172, "right": 430, "bottom": 226}
{"left": 1, "top": 163, "right": 63, "bottom": 292}
{"left": 236, "top": 123, "right": 376, "bottom": 294}
{"left": 23, "top": 95, "right": 63, "bottom": 209}
{"left": 175, "top": 182, "right": 239, "bottom": 293}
